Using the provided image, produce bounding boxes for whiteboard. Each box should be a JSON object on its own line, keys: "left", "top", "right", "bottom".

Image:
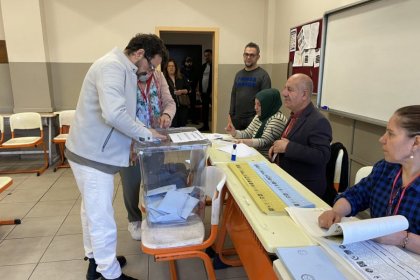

{"left": 317, "top": 0, "right": 420, "bottom": 126}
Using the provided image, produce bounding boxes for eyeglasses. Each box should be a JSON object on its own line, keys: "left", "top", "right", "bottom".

{"left": 145, "top": 57, "right": 155, "bottom": 71}
{"left": 243, "top": 53, "right": 258, "bottom": 58}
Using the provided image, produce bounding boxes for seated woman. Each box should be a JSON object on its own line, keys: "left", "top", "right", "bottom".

{"left": 225, "top": 88, "right": 287, "bottom": 159}
{"left": 318, "top": 105, "right": 420, "bottom": 254}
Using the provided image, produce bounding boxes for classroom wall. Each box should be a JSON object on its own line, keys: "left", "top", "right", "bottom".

{"left": 0, "top": 0, "right": 385, "bottom": 183}
{"left": 274, "top": 0, "right": 384, "bottom": 183}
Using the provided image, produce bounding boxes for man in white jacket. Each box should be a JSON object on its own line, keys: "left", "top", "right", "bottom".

{"left": 65, "top": 34, "right": 167, "bottom": 280}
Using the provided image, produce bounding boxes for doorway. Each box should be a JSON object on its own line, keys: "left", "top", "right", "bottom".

{"left": 156, "top": 27, "right": 219, "bottom": 132}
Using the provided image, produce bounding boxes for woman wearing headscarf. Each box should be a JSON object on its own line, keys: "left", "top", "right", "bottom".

{"left": 225, "top": 88, "right": 287, "bottom": 159}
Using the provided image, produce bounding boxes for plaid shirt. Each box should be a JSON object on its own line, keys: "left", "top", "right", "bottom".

{"left": 337, "top": 160, "right": 420, "bottom": 234}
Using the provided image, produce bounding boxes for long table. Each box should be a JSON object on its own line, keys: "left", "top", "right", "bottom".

{"left": 213, "top": 162, "right": 328, "bottom": 279}
{"left": 208, "top": 142, "right": 420, "bottom": 280}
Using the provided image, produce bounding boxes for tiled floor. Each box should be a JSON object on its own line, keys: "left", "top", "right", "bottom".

{"left": 0, "top": 158, "right": 247, "bottom": 280}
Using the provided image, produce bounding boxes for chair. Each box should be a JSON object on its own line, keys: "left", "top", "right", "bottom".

{"left": 0, "top": 112, "right": 48, "bottom": 176}
{"left": 355, "top": 166, "right": 373, "bottom": 184}
{"left": 141, "top": 166, "right": 227, "bottom": 280}
{"left": 52, "top": 110, "right": 75, "bottom": 171}
{"left": 354, "top": 166, "right": 373, "bottom": 219}
{"left": 0, "top": 177, "right": 21, "bottom": 225}
{"left": 323, "top": 142, "right": 349, "bottom": 206}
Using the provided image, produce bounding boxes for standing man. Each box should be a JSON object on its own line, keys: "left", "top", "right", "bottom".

{"left": 198, "top": 49, "right": 212, "bottom": 131}
{"left": 181, "top": 56, "right": 199, "bottom": 124}
{"left": 268, "top": 73, "right": 332, "bottom": 198}
{"left": 65, "top": 34, "right": 167, "bottom": 280}
{"left": 229, "top": 42, "right": 271, "bottom": 130}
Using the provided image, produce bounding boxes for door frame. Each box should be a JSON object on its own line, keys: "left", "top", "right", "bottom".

{"left": 156, "top": 26, "right": 219, "bottom": 132}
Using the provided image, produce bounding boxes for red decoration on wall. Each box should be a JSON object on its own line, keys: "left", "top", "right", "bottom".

{"left": 288, "top": 19, "right": 322, "bottom": 93}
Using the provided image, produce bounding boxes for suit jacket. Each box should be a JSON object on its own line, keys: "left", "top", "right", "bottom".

{"left": 276, "top": 103, "right": 332, "bottom": 197}
{"left": 199, "top": 62, "right": 212, "bottom": 94}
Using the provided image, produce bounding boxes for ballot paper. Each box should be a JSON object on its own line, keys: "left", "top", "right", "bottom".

{"left": 216, "top": 143, "right": 257, "bottom": 158}
{"left": 146, "top": 189, "right": 199, "bottom": 224}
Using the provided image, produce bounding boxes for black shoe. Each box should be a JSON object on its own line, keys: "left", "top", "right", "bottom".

{"left": 100, "top": 273, "right": 138, "bottom": 280}
{"left": 86, "top": 256, "right": 127, "bottom": 280}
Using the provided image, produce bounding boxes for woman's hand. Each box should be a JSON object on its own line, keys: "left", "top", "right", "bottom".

{"left": 318, "top": 210, "right": 342, "bottom": 229}
{"left": 225, "top": 122, "right": 236, "bottom": 136}
{"left": 159, "top": 113, "right": 171, "bottom": 128}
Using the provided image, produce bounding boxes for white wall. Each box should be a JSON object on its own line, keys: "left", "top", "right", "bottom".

{"left": 0, "top": 2, "right": 4, "bottom": 39}
{"left": 274, "top": 0, "right": 359, "bottom": 63}
{"left": 42, "top": 0, "right": 270, "bottom": 64}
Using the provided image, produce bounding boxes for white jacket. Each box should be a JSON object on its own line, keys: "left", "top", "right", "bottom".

{"left": 66, "top": 48, "right": 151, "bottom": 167}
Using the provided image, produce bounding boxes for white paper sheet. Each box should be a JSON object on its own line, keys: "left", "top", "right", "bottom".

{"left": 169, "top": 131, "right": 206, "bottom": 143}
{"left": 302, "top": 49, "right": 315, "bottom": 67}
{"left": 285, "top": 207, "right": 409, "bottom": 245}
{"left": 289, "top": 28, "right": 297, "bottom": 52}
{"left": 216, "top": 143, "right": 257, "bottom": 158}
{"left": 293, "top": 50, "right": 303, "bottom": 67}
{"left": 314, "top": 48, "right": 321, "bottom": 67}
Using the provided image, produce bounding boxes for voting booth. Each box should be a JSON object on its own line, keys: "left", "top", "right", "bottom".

{"left": 136, "top": 127, "right": 210, "bottom": 228}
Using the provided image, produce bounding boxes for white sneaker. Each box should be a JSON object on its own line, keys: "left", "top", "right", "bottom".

{"left": 128, "top": 221, "right": 141, "bottom": 241}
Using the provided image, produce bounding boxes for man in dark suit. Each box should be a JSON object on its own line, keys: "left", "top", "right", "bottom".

{"left": 198, "top": 49, "right": 212, "bottom": 131}
{"left": 268, "top": 73, "right": 332, "bottom": 198}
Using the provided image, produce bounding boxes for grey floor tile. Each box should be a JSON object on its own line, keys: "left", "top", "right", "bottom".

{"left": 0, "top": 158, "right": 250, "bottom": 280}
{"left": 68, "top": 198, "right": 81, "bottom": 216}
{"left": 7, "top": 216, "right": 66, "bottom": 239}
{"left": 215, "top": 266, "right": 248, "bottom": 279}
{"left": 176, "top": 258, "right": 207, "bottom": 279}
{"left": 0, "top": 236, "right": 53, "bottom": 265}
{"left": 0, "top": 201, "right": 35, "bottom": 220}
{"left": 56, "top": 214, "right": 82, "bottom": 235}
{"left": 40, "top": 185, "right": 79, "bottom": 201}
{"left": 29, "top": 259, "right": 86, "bottom": 280}
{"left": 0, "top": 188, "right": 47, "bottom": 203}
{"left": 41, "top": 234, "right": 84, "bottom": 262}
{"left": 0, "top": 224, "right": 14, "bottom": 240}
{"left": 120, "top": 254, "right": 149, "bottom": 280}
{"left": 117, "top": 230, "right": 143, "bottom": 256}
{"left": 26, "top": 200, "right": 75, "bottom": 218}
{"left": 148, "top": 256, "right": 170, "bottom": 280}
{"left": 115, "top": 211, "right": 130, "bottom": 231}
{"left": 0, "top": 263, "right": 36, "bottom": 280}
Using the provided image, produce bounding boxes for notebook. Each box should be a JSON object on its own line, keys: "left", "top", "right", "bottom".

{"left": 275, "top": 245, "right": 346, "bottom": 280}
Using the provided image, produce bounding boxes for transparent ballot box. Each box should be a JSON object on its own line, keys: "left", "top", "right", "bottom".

{"left": 135, "top": 128, "right": 210, "bottom": 227}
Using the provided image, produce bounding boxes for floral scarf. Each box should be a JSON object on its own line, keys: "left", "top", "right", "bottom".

{"left": 136, "top": 73, "right": 162, "bottom": 128}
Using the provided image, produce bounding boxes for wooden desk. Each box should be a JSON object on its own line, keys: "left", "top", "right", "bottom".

{"left": 0, "top": 177, "right": 21, "bottom": 225}
{"left": 213, "top": 161, "right": 329, "bottom": 280}
{"left": 0, "top": 112, "right": 57, "bottom": 166}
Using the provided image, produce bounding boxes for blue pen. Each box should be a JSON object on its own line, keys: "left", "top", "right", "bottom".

{"left": 231, "top": 144, "right": 237, "bottom": 161}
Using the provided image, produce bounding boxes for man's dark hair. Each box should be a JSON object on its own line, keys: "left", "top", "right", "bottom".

{"left": 245, "top": 42, "right": 260, "bottom": 55}
{"left": 125, "top": 33, "right": 168, "bottom": 65}
{"left": 204, "top": 49, "right": 212, "bottom": 54}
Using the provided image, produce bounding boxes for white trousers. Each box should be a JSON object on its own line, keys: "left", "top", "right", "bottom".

{"left": 69, "top": 160, "right": 121, "bottom": 279}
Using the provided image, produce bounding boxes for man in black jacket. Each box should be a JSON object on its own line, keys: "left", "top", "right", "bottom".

{"left": 268, "top": 73, "right": 332, "bottom": 198}
{"left": 198, "top": 49, "right": 212, "bottom": 131}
